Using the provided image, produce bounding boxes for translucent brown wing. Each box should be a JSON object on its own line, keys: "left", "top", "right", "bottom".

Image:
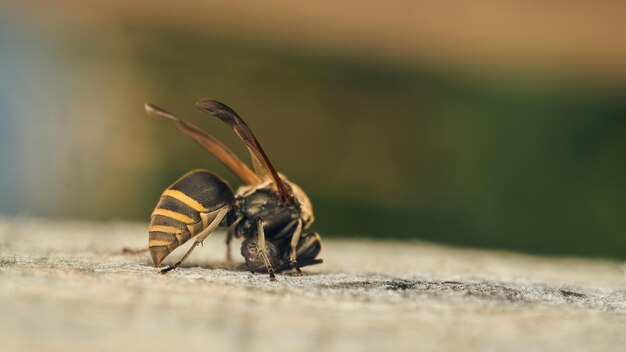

{"left": 195, "top": 98, "right": 294, "bottom": 203}
{"left": 195, "top": 99, "right": 267, "bottom": 177}
{"left": 144, "top": 103, "right": 261, "bottom": 185}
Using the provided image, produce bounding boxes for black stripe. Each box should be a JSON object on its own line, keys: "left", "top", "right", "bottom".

{"left": 150, "top": 215, "right": 190, "bottom": 230}
{"left": 169, "top": 170, "right": 234, "bottom": 210}
{"left": 149, "top": 231, "right": 177, "bottom": 244}
{"left": 156, "top": 196, "right": 201, "bottom": 223}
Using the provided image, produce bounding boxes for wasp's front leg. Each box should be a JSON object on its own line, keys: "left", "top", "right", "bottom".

{"left": 276, "top": 231, "right": 323, "bottom": 273}
{"left": 225, "top": 230, "right": 234, "bottom": 263}
{"left": 256, "top": 219, "right": 277, "bottom": 281}
{"left": 288, "top": 219, "right": 303, "bottom": 276}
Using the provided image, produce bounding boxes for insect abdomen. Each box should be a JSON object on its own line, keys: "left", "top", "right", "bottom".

{"left": 148, "top": 170, "right": 234, "bottom": 267}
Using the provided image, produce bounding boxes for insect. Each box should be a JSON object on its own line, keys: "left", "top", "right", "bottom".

{"left": 144, "top": 99, "right": 322, "bottom": 280}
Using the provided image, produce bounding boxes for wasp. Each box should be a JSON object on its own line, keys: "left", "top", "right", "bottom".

{"left": 143, "top": 99, "right": 322, "bottom": 280}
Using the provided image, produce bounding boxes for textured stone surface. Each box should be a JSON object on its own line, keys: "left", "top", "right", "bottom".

{"left": 1, "top": 218, "right": 624, "bottom": 352}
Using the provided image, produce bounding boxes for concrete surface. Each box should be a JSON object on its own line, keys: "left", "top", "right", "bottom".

{"left": 0, "top": 218, "right": 624, "bottom": 352}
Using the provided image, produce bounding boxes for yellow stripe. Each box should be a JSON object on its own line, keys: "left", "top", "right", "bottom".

{"left": 152, "top": 208, "right": 195, "bottom": 224}
{"left": 149, "top": 239, "right": 173, "bottom": 247}
{"left": 162, "top": 189, "right": 208, "bottom": 212}
{"left": 149, "top": 225, "right": 182, "bottom": 234}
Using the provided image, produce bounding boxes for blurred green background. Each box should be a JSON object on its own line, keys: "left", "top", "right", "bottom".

{"left": 1, "top": 1, "right": 625, "bottom": 258}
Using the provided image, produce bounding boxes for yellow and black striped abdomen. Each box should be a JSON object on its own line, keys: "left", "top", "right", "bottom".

{"left": 148, "top": 170, "right": 234, "bottom": 267}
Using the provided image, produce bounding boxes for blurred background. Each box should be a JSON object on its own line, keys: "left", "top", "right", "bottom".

{"left": 0, "top": 1, "right": 624, "bottom": 258}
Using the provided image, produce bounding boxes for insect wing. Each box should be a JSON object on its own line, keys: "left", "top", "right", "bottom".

{"left": 195, "top": 98, "right": 294, "bottom": 203}
{"left": 144, "top": 103, "right": 261, "bottom": 185}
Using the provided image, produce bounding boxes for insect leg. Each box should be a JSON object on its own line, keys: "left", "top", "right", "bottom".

{"left": 289, "top": 219, "right": 303, "bottom": 276}
{"left": 256, "top": 219, "right": 277, "bottom": 281}
{"left": 159, "top": 207, "right": 229, "bottom": 274}
{"left": 225, "top": 230, "right": 234, "bottom": 262}
{"left": 275, "top": 232, "right": 323, "bottom": 272}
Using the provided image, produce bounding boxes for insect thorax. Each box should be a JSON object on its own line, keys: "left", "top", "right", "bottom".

{"left": 228, "top": 185, "right": 301, "bottom": 242}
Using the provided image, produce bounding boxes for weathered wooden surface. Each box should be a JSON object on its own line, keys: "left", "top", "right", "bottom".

{"left": 0, "top": 218, "right": 624, "bottom": 352}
